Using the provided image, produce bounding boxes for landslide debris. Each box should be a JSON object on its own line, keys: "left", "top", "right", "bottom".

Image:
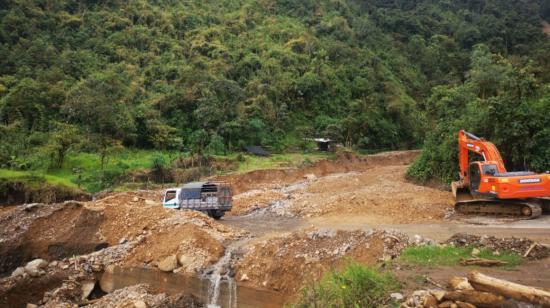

{"left": 235, "top": 228, "right": 422, "bottom": 294}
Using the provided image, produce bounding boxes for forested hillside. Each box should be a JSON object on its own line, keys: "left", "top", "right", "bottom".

{"left": 1, "top": 0, "right": 549, "bottom": 185}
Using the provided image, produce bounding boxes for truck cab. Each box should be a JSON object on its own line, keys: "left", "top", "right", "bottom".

{"left": 162, "top": 188, "right": 180, "bottom": 209}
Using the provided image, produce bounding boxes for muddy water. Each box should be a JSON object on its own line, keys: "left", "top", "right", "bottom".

{"left": 100, "top": 266, "right": 286, "bottom": 308}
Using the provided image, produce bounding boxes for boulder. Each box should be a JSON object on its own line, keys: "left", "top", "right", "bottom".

{"left": 81, "top": 280, "right": 96, "bottom": 300}
{"left": 178, "top": 254, "right": 196, "bottom": 268}
{"left": 158, "top": 255, "right": 177, "bottom": 272}
{"left": 11, "top": 267, "right": 25, "bottom": 278}
{"left": 24, "top": 259, "right": 48, "bottom": 277}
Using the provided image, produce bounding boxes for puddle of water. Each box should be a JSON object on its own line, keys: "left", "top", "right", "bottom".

{"left": 100, "top": 266, "right": 286, "bottom": 308}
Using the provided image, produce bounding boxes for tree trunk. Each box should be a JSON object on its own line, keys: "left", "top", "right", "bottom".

{"left": 442, "top": 290, "right": 506, "bottom": 307}
{"left": 468, "top": 271, "right": 550, "bottom": 306}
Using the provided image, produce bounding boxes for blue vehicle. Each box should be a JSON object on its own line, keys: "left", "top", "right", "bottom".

{"left": 162, "top": 181, "right": 232, "bottom": 219}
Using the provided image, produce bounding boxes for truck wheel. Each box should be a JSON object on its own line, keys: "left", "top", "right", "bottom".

{"left": 209, "top": 210, "right": 224, "bottom": 220}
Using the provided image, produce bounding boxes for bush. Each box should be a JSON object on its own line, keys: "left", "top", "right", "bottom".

{"left": 293, "top": 262, "right": 399, "bottom": 308}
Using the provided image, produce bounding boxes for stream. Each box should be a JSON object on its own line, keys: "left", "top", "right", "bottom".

{"left": 100, "top": 266, "right": 286, "bottom": 308}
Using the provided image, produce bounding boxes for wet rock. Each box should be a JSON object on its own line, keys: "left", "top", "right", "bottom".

{"left": 24, "top": 259, "right": 48, "bottom": 277}
{"left": 157, "top": 255, "right": 177, "bottom": 272}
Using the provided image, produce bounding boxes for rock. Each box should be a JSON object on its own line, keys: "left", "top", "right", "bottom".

{"left": 11, "top": 267, "right": 25, "bottom": 278}
{"left": 61, "top": 264, "right": 70, "bottom": 269}
{"left": 304, "top": 174, "right": 317, "bottom": 181}
{"left": 24, "top": 259, "right": 48, "bottom": 277}
{"left": 471, "top": 248, "right": 480, "bottom": 257}
{"left": 132, "top": 197, "right": 139, "bottom": 202}
{"left": 24, "top": 203, "right": 40, "bottom": 211}
{"left": 423, "top": 294, "right": 438, "bottom": 308}
{"left": 81, "top": 281, "right": 96, "bottom": 300}
{"left": 157, "top": 255, "right": 177, "bottom": 272}
{"left": 390, "top": 292, "right": 404, "bottom": 301}
{"left": 26, "top": 304, "right": 38, "bottom": 308}
{"left": 119, "top": 237, "right": 127, "bottom": 244}
{"left": 240, "top": 273, "right": 250, "bottom": 281}
{"left": 91, "top": 263, "right": 103, "bottom": 272}
{"left": 48, "top": 261, "right": 58, "bottom": 268}
{"left": 145, "top": 200, "right": 156, "bottom": 206}
{"left": 133, "top": 300, "right": 147, "bottom": 308}
{"left": 177, "top": 254, "right": 196, "bottom": 268}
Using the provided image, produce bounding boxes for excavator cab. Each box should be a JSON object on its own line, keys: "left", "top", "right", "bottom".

{"left": 468, "top": 162, "right": 481, "bottom": 194}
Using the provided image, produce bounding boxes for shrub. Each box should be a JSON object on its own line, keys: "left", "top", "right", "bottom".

{"left": 293, "top": 262, "right": 399, "bottom": 308}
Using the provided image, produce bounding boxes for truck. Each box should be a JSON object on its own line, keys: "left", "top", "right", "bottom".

{"left": 162, "top": 181, "right": 232, "bottom": 219}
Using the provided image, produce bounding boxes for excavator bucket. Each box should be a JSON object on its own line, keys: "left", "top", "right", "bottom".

{"left": 451, "top": 180, "right": 473, "bottom": 202}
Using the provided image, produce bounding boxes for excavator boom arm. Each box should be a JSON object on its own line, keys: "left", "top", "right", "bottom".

{"left": 458, "top": 130, "right": 507, "bottom": 179}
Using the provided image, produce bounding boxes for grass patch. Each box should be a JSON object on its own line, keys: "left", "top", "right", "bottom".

{"left": 233, "top": 152, "right": 333, "bottom": 173}
{"left": 292, "top": 262, "right": 400, "bottom": 308}
{"left": 398, "top": 245, "right": 522, "bottom": 269}
{"left": 0, "top": 169, "right": 77, "bottom": 188}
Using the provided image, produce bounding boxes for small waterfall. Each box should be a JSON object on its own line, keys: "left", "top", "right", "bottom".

{"left": 207, "top": 248, "right": 236, "bottom": 308}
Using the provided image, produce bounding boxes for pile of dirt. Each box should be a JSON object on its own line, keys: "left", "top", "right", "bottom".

{"left": 235, "top": 228, "right": 414, "bottom": 294}
{"left": 123, "top": 224, "right": 226, "bottom": 274}
{"left": 445, "top": 233, "right": 550, "bottom": 259}
{"left": 87, "top": 190, "right": 244, "bottom": 245}
{"left": 83, "top": 284, "right": 203, "bottom": 308}
{"left": 291, "top": 166, "right": 453, "bottom": 223}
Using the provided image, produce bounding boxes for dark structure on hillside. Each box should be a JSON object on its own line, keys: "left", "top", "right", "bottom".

{"left": 314, "top": 138, "right": 335, "bottom": 152}
{"left": 245, "top": 145, "right": 270, "bottom": 156}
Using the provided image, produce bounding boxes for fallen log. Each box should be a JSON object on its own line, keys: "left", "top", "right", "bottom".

{"left": 448, "top": 276, "right": 474, "bottom": 291}
{"left": 468, "top": 271, "right": 550, "bottom": 307}
{"left": 442, "top": 290, "right": 506, "bottom": 307}
{"left": 460, "top": 258, "right": 507, "bottom": 267}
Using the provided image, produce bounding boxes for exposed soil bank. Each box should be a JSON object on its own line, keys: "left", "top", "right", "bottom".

{"left": 0, "top": 202, "right": 106, "bottom": 275}
{"left": 0, "top": 178, "right": 90, "bottom": 206}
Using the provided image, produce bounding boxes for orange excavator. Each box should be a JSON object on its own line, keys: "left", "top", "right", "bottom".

{"left": 452, "top": 130, "right": 550, "bottom": 219}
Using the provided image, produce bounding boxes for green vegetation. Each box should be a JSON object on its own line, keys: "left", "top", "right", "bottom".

{"left": 293, "top": 262, "right": 399, "bottom": 308}
{"left": 0, "top": 169, "right": 77, "bottom": 188}
{"left": 0, "top": 0, "right": 549, "bottom": 189}
{"left": 398, "top": 245, "right": 522, "bottom": 269}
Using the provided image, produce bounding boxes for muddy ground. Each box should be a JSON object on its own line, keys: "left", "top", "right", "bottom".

{"left": 1, "top": 150, "right": 549, "bottom": 307}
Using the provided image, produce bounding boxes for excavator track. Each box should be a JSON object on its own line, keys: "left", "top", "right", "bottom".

{"left": 454, "top": 198, "right": 543, "bottom": 219}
